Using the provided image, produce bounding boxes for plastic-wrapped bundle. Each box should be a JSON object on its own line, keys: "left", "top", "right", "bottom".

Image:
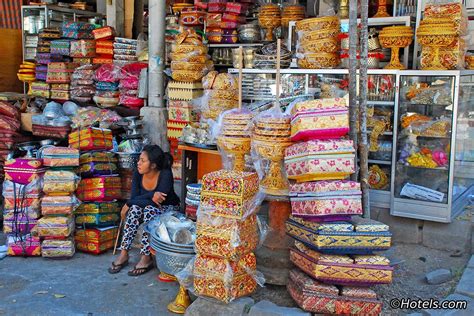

{"left": 80, "top": 151, "right": 118, "bottom": 177}
{"left": 3, "top": 213, "right": 39, "bottom": 234}
{"left": 37, "top": 216, "right": 75, "bottom": 238}
{"left": 75, "top": 201, "right": 119, "bottom": 214}
{"left": 42, "top": 146, "right": 80, "bottom": 167}
{"left": 41, "top": 239, "right": 75, "bottom": 258}
{"left": 70, "top": 40, "right": 96, "bottom": 58}
{"left": 7, "top": 235, "right": 41, "bottom": 257}
{"left": 193, "top": 252, "right": 258, "bottom": 303}
{"left": 195, "top": 213, "right": 259, "bottom": 260}
{"left": 69, "top": 127, "right": 113, "bottom": 151}
{"left": 200, "top": 170, "right": 260, "bottom": 219}
{"left": 41, "top": 195, "right": 80, "bottom": 216}
{"left": 4, "top": 158, "right": 46, "bottom": 185}
{"left": 76, "top": 176, "right": 121, "bottom": 201}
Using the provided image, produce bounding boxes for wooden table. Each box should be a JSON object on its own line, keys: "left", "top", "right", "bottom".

{"left": 178, "top": 143, "right": 221, "bottom": 211}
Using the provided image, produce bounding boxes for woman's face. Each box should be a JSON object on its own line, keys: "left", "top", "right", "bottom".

{"left": 137, "top": 152, "right": 154, "bottom": 174}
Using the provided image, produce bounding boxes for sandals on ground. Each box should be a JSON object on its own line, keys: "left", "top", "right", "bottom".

{"left": 127, "top": 263, "right": 154, "bottom": 276}
{"left": 108, "top": 260, "right": 129, "bottom": 274}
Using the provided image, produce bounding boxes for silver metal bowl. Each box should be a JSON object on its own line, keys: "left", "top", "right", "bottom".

{"left": 153, "top": 246, "right": 195, "bottom": 276}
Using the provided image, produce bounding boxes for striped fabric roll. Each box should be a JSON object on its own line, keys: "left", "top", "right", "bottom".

{"left": 0, "top": 0, "right": 24, "bottom": 29}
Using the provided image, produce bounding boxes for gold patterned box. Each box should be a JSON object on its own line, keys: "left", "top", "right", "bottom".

{"left": 286, "top": 216, "right": 391, "bottom": 254}
{"left": 193, "top": 253, "right": 257, "bottom": 303}
{"left": 200, "top": 170, "right": 259, "bottom": 219}
{"left": 291, "top": 108, "right": 349, "bottom": 141}
{"left": 289, "top": 243, "right": 393, "bottom": 286}
{"left": 287, "top": 268, "right": 382, "bottom": 315}
{"left": 75, "top": 202, "right": 120, "bottom": 214}
{"left": 196, "top": 213, "right": 258, "bottom": 259}
{"left": 291, "top": 98, "right": 347, "bottom": 115}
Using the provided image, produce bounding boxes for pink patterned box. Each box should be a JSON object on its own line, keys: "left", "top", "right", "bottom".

{"left": 284, "top": 140, "right": 355, "bottom": 182}
{"left": 291, "top": 108, "right": 349, "bottom": 141}
{"left": 4, "top": 158, "right": 46, "bottom": 185}
{"left": 289, "top": 180, "right": 362, "bottom": 218}
{"left": 7, "top": 235, "right": 41, "bottom": 257}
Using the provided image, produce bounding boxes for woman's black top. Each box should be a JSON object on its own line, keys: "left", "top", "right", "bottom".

{"left": 126, "top": 169, "right": 180, "bottom": 208}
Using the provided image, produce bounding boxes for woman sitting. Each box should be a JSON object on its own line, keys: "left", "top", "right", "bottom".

{"left": 108, "top": 145, "right": 180, "bottom": 276}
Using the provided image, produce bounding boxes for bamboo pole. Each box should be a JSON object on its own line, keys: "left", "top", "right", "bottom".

{"left": 348, "top": 0, "right": 359, "bottom": 181}
{"left": 276, "top": 39, "right": 281, "bottom": 106}
{"left": 238, "top": 46, "right": 243, "bottom": 110}
{"left": 359, "top": 0, "right": 370, "bottom": 218}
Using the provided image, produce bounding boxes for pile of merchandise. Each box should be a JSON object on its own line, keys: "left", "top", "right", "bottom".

{"left": 284, "top": 98, "right": 393, "bottom": 315}
{"left": 0, "top": 101, "right": 25, "bottom": 176}
{"left": 3, "top": 158, "right": 46, "bottom": 256}
{"left": 201, "top": 71, "right": 238, "bottom": 120}
{"left": 37, "top": 147, "right": 80, "bottom": 258}
{"left": 71, "top": 64, "right": 98, "bottom": 104}
{"left": 94, "top": 63, "right": 120, "bottom": 108}
{"left": 114, "top": 38, "right": 139, "bottom": 64}
{"left": 184, "top": 183, "right": 201, "bottom": 220}
{"left": 119, "top": 63, "right": 148, "bottom": 109}
{"left": 193, "top": 170, "right": 261, "bottom": 302}
{"left": 295, "top": 16, "right": 341, "bottom": 69}
{"left": 70, "top": 126, "right": 121, "bottom": 253}
{"left": 92, "top": 26, "right": 115, "bottom": 64}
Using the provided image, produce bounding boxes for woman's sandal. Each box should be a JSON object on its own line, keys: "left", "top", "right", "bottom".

{"left": 127, "top": 263, "right": 154, "bottom": 276}
{"left": 108, "top": 260, "right": 129, "bottom": 274}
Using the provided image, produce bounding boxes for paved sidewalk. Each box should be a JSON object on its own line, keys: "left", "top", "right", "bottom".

{"left": 421, "top": 255, "right": 474, "bottom": 315}
{"left": 0, "top": 247, "right": 177, "bottom": 316}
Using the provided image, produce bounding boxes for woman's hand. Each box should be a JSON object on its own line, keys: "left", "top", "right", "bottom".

{"left": 121, "top": 204, "right": 130, "bottom": 220}
{"left": 152, "top": 192, "right": 167, "bottom": 205}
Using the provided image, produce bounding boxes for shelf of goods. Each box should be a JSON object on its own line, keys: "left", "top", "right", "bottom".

{"left": 391, "top": 70, "right": 474, "bottom": 223}
{"left": 21, "top": 5, "right": 103, "bottom": 62}
{"left": 287, "top": 15, "right": 413, "bottom": 70}
{"left": 227, "top": 68, "right": 397, "bottom": 209}
{"left": 225, "top": 68, "right": 474, "bottom": 222}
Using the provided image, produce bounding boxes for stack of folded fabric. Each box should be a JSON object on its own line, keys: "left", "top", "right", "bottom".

{"left": 118, "top": 62, "right": 147, "bottom": 109}
{"left": 68, "top": 127, "right": 114, "bottom": 151}
{"left": 113, "top": 38, "right": 138, "bottom": 65}
{"left": 94, "top": 63, "right": 120, "bottom": 108}
{"left": 74, "top": 226, "right": 119, "bottom": 254}
{"left": 38, "top": 146, "right": 80, "bottom": 259}
{"left": 37, "top": 28, "right": 61, "bottom": 55}
{"left": 284, "top": 97, "right": 392, "bottom": 314}
{"left": 50, "top": 83, "right": 71, "bottom": 102}
{"left": 79, "top": 152, "right": 118, "bottom": 178}
{"left": 193, "top": 170, "right": 261, "bottom": 303}
{"left": 75, "top": 201, "right": 120, "bottom": 232}
{"left": 94, "top": 39, "right": 114, "bottom": 64}
{"left": 50, "top": 39, "right": 71, "bottom": 57}
{"left": 62, "top": 21, "right": 95, "bottom": 40}
{"left": 46, "top": 63, "right": 79, "bottom": 102}
{"left": 185, "top": 183, "right": 201, "bottom": 220}
{"left": 70, "top": 39, "right": 96, "bottom": 61}
{"left": 71, "top": 64, "right": 97, "bottom": 104}
{"left": 76, "top": 176, "right": 121, "bottom": 204}
{"left": 3, "top": 158, "right": 47, "bottom": 257}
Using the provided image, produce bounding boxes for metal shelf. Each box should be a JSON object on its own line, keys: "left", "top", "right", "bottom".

{"left": 208, "top": 43, "right": 263, "bottom": 48}
{"left": 367, "top": 100, "right": 395, "bottom": 106}
{"left": 340, "top": 16, "right": 413, "bottom": 26}
{"left": 368, "top": 159, "right": 392, "bottom": 165}
{"left": 22, "top": 5, "right": 103, "bottom": 17}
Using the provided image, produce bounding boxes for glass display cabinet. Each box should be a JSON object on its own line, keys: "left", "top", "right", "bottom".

{"left": 390, "top": 70, "right": 474, "bottom": 222}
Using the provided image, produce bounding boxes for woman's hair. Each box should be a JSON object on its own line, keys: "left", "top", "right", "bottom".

{"left": 142, "top": 145, "right": 173, "bottom": 170}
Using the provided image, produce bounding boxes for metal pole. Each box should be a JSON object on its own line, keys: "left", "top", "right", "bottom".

{"left": 359, "top": 0, "right": 370, "bottom": 218}
{"left": 348, "top": 0, "right": 359, "bottom": 181}
{"left": 148, "top": 0, "right": 166, "bottom": 108}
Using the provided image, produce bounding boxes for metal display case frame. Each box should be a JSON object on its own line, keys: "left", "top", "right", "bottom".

{"left": 390, "top": 70, "right": 474, "bottom": 223}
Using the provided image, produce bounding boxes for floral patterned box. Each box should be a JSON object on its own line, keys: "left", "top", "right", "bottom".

{"left": 193, "top": 253, "right": 257, "bottom": 303}
{"left": 285, "top": 140, "right": 355, "bottom": 182}
{"left": 75, "top": 239, "right": 114, "bottom": 254}
{"left": 291, "top": 108, "right": 349, "bottom": 141}
{"left": 289, "top": 243, "right": 393, "bottom": 286}
{"left": 168, "top": 100, "right": 200, "bottom": 122}
{"left": 287, "top": 269, "right": 382, "bottom": 315}
{"left": 201, "top": 170, "right": 259, "bottom": 200}
{"left": 196, "top": 214, "right": 258, "bottom": 259}
{"left": 75, "top": 226, "right": 118, "bottom": 243}
{"left": 290, "top": 98, "right": 347, "bottom": 116}
{"left": 37, "top": 216, "right": 75, "bottom": 237}
{"left": 286, "top": 215, "right": 392, "bottom": 254}
{"left": 76, "top": 177, "right": 121, "bottom": 201}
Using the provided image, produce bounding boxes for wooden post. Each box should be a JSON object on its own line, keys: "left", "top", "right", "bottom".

{"left": 238, "top": 46, "right": 243, "bottom": 110}
{"left": 276, "top": 39, "right": 281, "bottom": 106}
{"left": 359, "top": 0, "right": 370, "bottom": 218}
{"left": 348, "top": 0, "right": 359, "bottom": 181}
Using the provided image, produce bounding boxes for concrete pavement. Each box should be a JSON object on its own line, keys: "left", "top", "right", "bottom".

{"left": 0, "top": 247, "right": 178, "bottom": 316}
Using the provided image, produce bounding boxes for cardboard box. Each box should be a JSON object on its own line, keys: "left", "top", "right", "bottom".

{"left": 21, "top": 113, "right": 33, "bottom": 132}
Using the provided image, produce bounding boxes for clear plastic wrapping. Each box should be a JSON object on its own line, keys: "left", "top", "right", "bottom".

{"left": 42, "top": 146, "right": 80, "bottom": 167}
{"left": 41, "top": 195, "right": 81, "bottom": 216}
{"left": 41, "top": 239, "right": 75, "bottom": 258}
{"left": 251, "top": 106, "right": 292, "bottom": 196}
{"left": 43, "top": 170, "right": 80, "bottom": 195}
{"left": 3, "top": 178, "right": 43, "bottom": 197}
{"left": 37, "top": 216, "right": 75, "bottom": 237}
